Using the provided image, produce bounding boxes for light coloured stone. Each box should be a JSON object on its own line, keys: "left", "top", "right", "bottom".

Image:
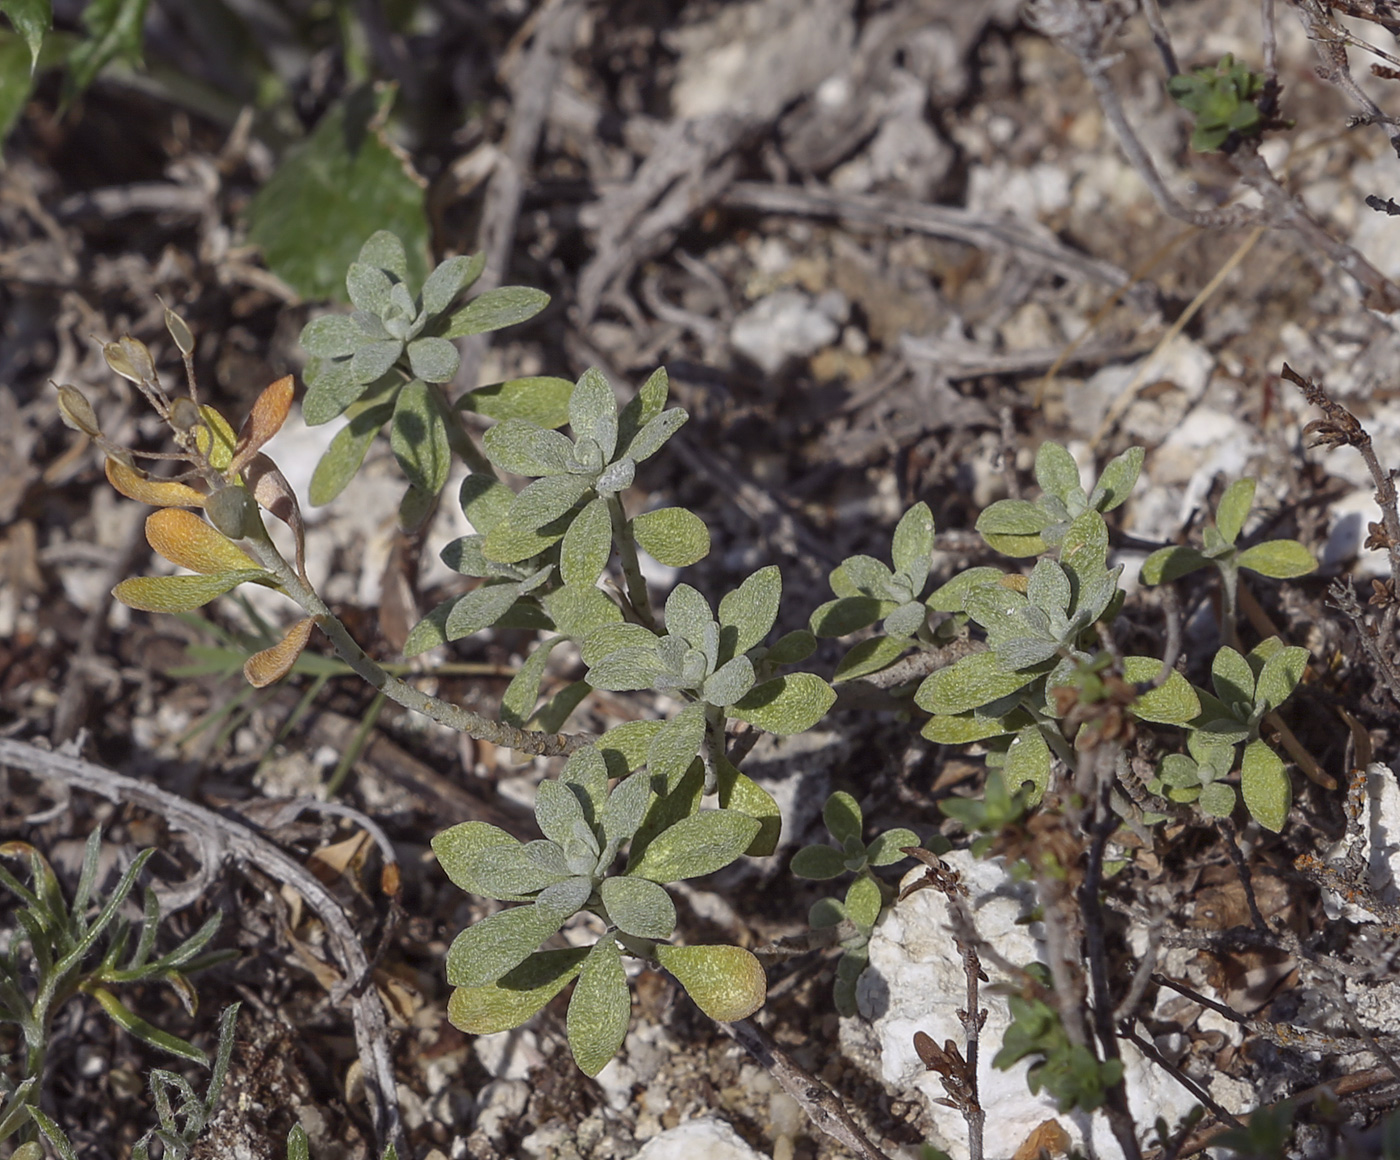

{"left": 1323, "top": 763, "right": 1400, "bottom": 922}
{"left": 730, "top": 290, "right": 844, "bottom": 374}
{"left": 633, "top": 1117, "right": 771, "bottom": 1160}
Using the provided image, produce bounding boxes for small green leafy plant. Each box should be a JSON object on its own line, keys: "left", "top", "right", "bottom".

{"left": 789, "top": 792, "right": 920, "bottom": 1014}
{"left": 0, "top": 829, "right": 224, "bottom": 1148}
{"left": 1166, "top": 53, "right": 1268, "bottom": 152}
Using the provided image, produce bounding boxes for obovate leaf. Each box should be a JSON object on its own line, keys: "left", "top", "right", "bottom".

{"left": 391, "top": 381, "right": 451, "bottom": 497}
{"left": 1035, "top": 442, "right": 1083, "bottom": 505}
{"left": 1254, "top": 644, "right": 1309, "bottom": 714}
{"left": 1241, "top": 739, "right": 1290, "bottom": 832}
{"left": 1004, "top": 725, "right": 1052, "bottom": 803}
{"left": 789, "top": 845, "right": 847, "bottom": 880}
{"left": 447, "top": 947, "right": 588, "bottom": 1035}
{"left": 809, "top": 596, "right": 889, "bottom": 638}
{"left": 433, "top": 822, "right": 537, "bottom": 901}
{"left": 715, "top": 566, "right": 781, "bottom": 657}
{"left": 543, "top": 583, "right": 622, "bottom": 639}
{"left": 1236, "top": 540, "right": 1317, "bottom": 580}
{"left": 891, "top": 502, "right": 935, "bottom": 594}
{"left": 1215, "top": 478, "right": 1256, "bottom": 546}
{"left": 460, "top": 376, "right": 574, "bottom": 428}
{"left": 921, "top": 713, "right": 1015, "bottom": 744}
{"left": 598, "top": 720, "right": 664, "bottom": 778}
{"left": 1212, "top": 646, "right": 1256, "bottom": 718}
{"left": 438, "top": 286, "right": 550, "bottom": 338}
{"left": 569, "top": 367, "right": 620, "bottom": 464}
{"left": 925, "top": 566, "right": 1005, "bottom": 612}
{"left": 1140, "top": 546, "right": 1211, "bottom": 586}
{"left": 714, "top": 755, "right": 781, "bottom": 856}
{"left": 445, "top": 581, "right": 523, "bottom": 640}
{"left": 648, "top": 703, "right": 708, "bottom": 794}
{"left": 823, "top": 791, "right": 863, "bottom": 845}
{"left": 632, "top": 506, "right": 710, "bottom": 567}
{"left": 560, "top": 496, "right": 612, "bottom": 587}
{"left": 446, "top": 903, "right": 572, "bottom": 988}
{"left": 866, "top": 828, "right": 919, "bottom": 867}
{"left": 502, "top": 637, "right": 567, "bottom": 729}
{"left": 1120, "top": 656, "right": 1202, "bottom": 725}
{"left": 655, "top": 944, "right": 766, "bottom": 1022}
{"left": 703, "top": 655, "right": 756, "bottom": 706}
{"left": 845, "top": 874, "right": 883, "bottom": 929}
{"left": 1089, "top": 445, "right": 1144, "bottom": 513}
{"left": 1198, "top": 781, "right": 1237, "bottom": 819}
{"left": 482, "top": 419, "right": 575, "bottom": 478}
{"left": 833, "top": 635, "right": 910, "bottom": 683}
{"left": 243, "top": 617, "right": 316, "bottom": 688}
{"left": 915, "top": 650, "right": 1040, "bottom": 716}
{"left": 308, "top": 392, "right": 397, "bottom": 506}
{"left": 144, "top": 509, "right": 256, "bottom": 574}
{"left": 567, "top": 938, "right": 631, "bottom": 1076}
{"left": 728, "top": 673, "right": 836, "bottom": 735}
{"left": 113, "top": 570, "right": 269, "bottom": 613}
{"left": 625, "top": 810, "right": 761, "bottom": 882}
{"left": 600, "top": 876, "right": 676, "bottom": 940}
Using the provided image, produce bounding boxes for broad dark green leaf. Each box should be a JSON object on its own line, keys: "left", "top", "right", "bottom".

{"left": 823, "top": 790, "right": 862, "bottom": 845}
{"left": 789, "top": 844, "right": 847, "bottom": 880}
{"left": 809, "top": 596, "right": 888, "bottom": 638}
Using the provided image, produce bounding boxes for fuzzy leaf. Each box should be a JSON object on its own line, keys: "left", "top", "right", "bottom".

{"left": 867, "top": 829, "right": 919, "bottom": 867}
{"left": 230, "top": 375, "right": 294, "bottom": 476}
{"left": 789, "top": 845, "right": 847, "bottom": 880}
{"left": 833, "top": 635, "right": 910, "bottom": 683}
{"left": 447, "top": 903, "right": 572, "bottom": 988}
{"left": 809, "top": 596, "right": 889, "bottom": 637}
{"left": 88, "top": 985, "right": 208, "bottom": 1064}
{"left": 978, "top": 499, "right": 1053, "bottom": 536}
{"left": 1090, "top": 446, "right": 1143, "bottom": 512}
{"left": 925, "top": 567, "right": 1005, "bottom": 612}
{"left": 1140, "top": 546, "right": 1211, "bottom": 586}
{"left": 1236, "top": 540, "right": 1316, "bottom": 580}
{"left": 616, "top": 367, "right": 669, "bottom": 454}
{"left": 439, "top": 285, "right": 550, "bottom": 338}
{"left": 632, "top": 507, "right": 710, "bottom": 567}
{"left": 728, "top": 673, "right": 835, "bottom": 734}
{"left": 445, "top": 581, "right": 523, "bottom": 640}
{"left": 113, "top": 570, "right": 267, "bottom": 613}
{"left": 482, "top": 511, "right": 571, "bottom": 565}
{"left": 585, "top": 646, "right": 664, "bottom": 691}
{"left": 921, "top": 713, "right": 1014, "bottom": 744}
{"left": 1035, "top": 442, "right": 1083, "bottom": 504}
{"left": 1121, "top": 656, "right": 1202, "bottom": 725}
{"left": 105, "top": 457, "right": 206, "bottom": 508}
{"left": 601, "top": 877, "right": 676, "bottom": 940}
{"left": 566, "top": 938, "right": 631, "bottom": 1076}
{"left": 358, "top": 230, "right": 410, "bottom": 282}
{"left": 715, "top": 566, "right": 781, "bottom": 659}
{"left": 622, "top": 408, "right": 687, "bottom": 464}
{"left": 460, "top": 475, "right": 517, "bottom": 536}
{"left": 509, "top": 473, "right": 594, "bottom": 533}
{"left": 144, "top": 509, "right": 255, "bottom": 574}
{"left": 601, "top": 770, "right": 652, "bottom": 847}
{"left": 435, "top": 823, "right": 533, "bottom": 901}
{"left": 501, "top": 637, "right": 566, "bottom": 729}
{"left": 915, "top": 650, "right": 1039, "bottom": 715}
{"left": 483, "top": 419, "right": 576, "bottom": 477}
{"left": 581, "top": 622, "right": 660, "bottom": 665}
{"left": 891, "top": 502, "right": 935, "bottom": 593}
{"left": 648, "top": 703, "right": 707, "bottom": 793}
{"left": 302, "top": 358, "right": 375, "bottom": 425}
{"left": 845, "top": 874, "right": 883, "bottom": 929}
{"left": 823, "top": 791, "right": 863, "bottom": 845}
{"left": 1060, "top": 510, "right": 1109, "bottom": 587}
{"left": 766, "top": 630, "right": 817, "bottom": 665}
{"left": 665, "top": 584, "right": 713, "bottom": 650}
{"left": 1212, "top": 647, "right": 1256, "bottom": 718}
{"left": 655, "top": 944, "right": 766, "bottom": 1022}
{"left": 1254, "top": 644, "right": 1309, "bottom": 714}
{"left": 1004, "top": 725, "right": 1052, "bottom": 803}
{"left": 714, "top": 756, "right": 781, "bottom": 856}
{"left": 421, "top": 253, "right": 484, "bottom": 317}
{"left": 626, "top": 810, "right": 761, "bottom": 882}
{"left": 1027, "top": 559, "right": 1072, "bottom": 617}
{"left": 406, "top": 336, "right": 461, "bottom": 383}
{"left": 447, "top": 947, "right": 588, "bottom": 1035}
{"left": 1198, "top": 781, "right": 1237, "bottom": 818}
{"left": 882, "top": 600, "right": 928, "bottom": 640}
{"left": 598, "top": 721, "right": 664, "bottom": 777}
{"left": 390, "top": 380, "right": 451, "bottom": 496}
{"left": 543, "top": 584, "right": 622, "bottom": 639}
{"left": 1241, "top": 739, "right": 1290, "bottom": 832}
{"left": 243, "top": 617, "right": 316, "bottom": 688}
{"left": 1215, "top": 478, "right": 1256, "bottom": 546}
{"left": 308, "top": 393, "right": 397, "bottom": 506}
{"left": 704, "top": 655, "right": 756, "bottom": 706}
{"left": 568, "top": 368, "right": 620, "bottom": 463}
{"left": 461, "top": 376, "right": 574, "bottom": 428}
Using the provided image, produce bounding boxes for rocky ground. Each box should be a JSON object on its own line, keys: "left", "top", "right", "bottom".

{"left": 6, "top": 0, "right": 1400, "bottom": 1157}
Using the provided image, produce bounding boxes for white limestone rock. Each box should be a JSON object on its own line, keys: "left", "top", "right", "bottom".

{"left": 633, "top": 1117, "right": 771, "bottom": 1160}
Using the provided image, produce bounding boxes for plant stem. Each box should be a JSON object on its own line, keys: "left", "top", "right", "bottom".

{"left": 240, "top": 515, "right": 588, "bottom": 757}
{"left": 1218, "top": 561, "right": 1241, "bottom": 652}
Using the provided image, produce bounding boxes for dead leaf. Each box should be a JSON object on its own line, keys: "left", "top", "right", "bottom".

{"left": 146, "top": 508, "right": 257, "bottom": 574}
{"left": 230, "top": 375, "right": 295, "bottom": 476}
{"left": 105, "top": 457, "right": 206, "bottom": 508}
{"left": 243, "top": 453, "right": 308, "bottom": 581}
{"left": 243, "top": 616, "right": 316, "bottom": 687}
{"left": 1012, "top": 1119, "right": 1071, "bottom": 1160}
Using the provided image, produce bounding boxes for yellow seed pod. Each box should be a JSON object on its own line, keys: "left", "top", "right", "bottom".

{"left": 56, "top": 384, "right": 102, "bottom": 437}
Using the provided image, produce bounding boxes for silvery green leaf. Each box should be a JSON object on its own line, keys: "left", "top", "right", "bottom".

{"left": 833, "top": 946, "right": 867, "bottom": 1017}
{"left": 1158, "top": 753, "right": 1201, "bottom": 790}
{"left": 567, "top": 938, "right": 631, "bottom": 1076}
{"left": 701, "top": 619, "right": 721, "bottom": 674}
{"left": 481, "top": 511, "right": 570, "bottom": 565}
{"left": 891, "top": 502, "right": 936, "bottom": 594}
{"left": 599, "top": 721, "right": 664, "bottom": 777}
{"left": 925, "top": 567, "right": 1005, "bottom": 612}
{"left": 1236, "top": 540, "right": 1316, "bottom": 579}
{"left": 524, "top": 840, "right": 570, "bottom": 877}
{"left": 977, "top": 498, "right": 1053, "bottom": 536}
{"left": 386, "top": 279, "right": 416, "bottom": 319}
{"left": 1214, "top": 478, "right": 1256, "bottom": 545}
{"left": 564, "top": 832, "right": 599, "bottom": 875}
{"left": 666, "top": 584, "right": 714, "bottom": 649}
{"left": 1077, "top": 569, "right": 1122, "bottom": 624}
{"left": 438, "top": 285, "right": 550, "bottom": 338}
{"left": 1198, "top": 781, "right": 1237, "bottom": 818}
{"left": 704, "top": 655, "right": 755, "bottom": 706}
{"left": 544, "top": 583, "right": 623, "bottom": 639}
{"left": 714, "top": 755, "right": 781, "bottom": 856}
{"left": 995, "top": 637, "right": 1061, "bottom": 669}
{"left": 537, "top": 875, "right": 593, "bottom": 920}
{"left": 1211, "top": 646, "right": 1256, "bottom": 719}
{"left": 483, "top": 419, "right": 576, "bottom": 477}
{"left": 407, "top": 336, "right": 461, "bottom": 383}
{"left": 580, "top": 622, "right": 660, "bottom": 665}
{"left": 467, "top": 843, "right": 572, "bottom": 899}
{"left": 1122, "top": 656, "right": 1201, "bottom": 724}
{"left": 446, "top": 947, "right": 588, "bottom": 1036}
{"left": 632, "top": 507, "right": 710, "bottom": 567}
{"left": 422, "top": 253, "right": 484, "bottom": 317}
{"left": 810, "top": 596, "right": 889, "bottom": 637}
{"left": 569, "top": 367, "right": 620, "bottom": 463}
{"left": 882, "top": 600, "right": 927, "bottom": 640}
{"left": 920, "top": 712, "right": 1014, "bottom": 744}
{"left": 656, "top": 634, "right": 687, "bottom": 673}
{"left": 1241, "top": 739, "right": 1289, "bottom": 831}
{"left": 300, "top": 314, "right": 364, "bottom": 358}
{"left": 674, "top": 648, "right": 708, "bottom": 689}
{"left": 346, "top": 261, "right": 394, "bottom": 314}
{"left": 587, "top": 646, "right": 665, "bottom": 691}
{"left": 626, "top": 809, "right": 762, "bottom": 882}
{"left": 1060, "top": 509, "right": 1110, "bottom": 589}
{"left": 403, "top": 597, "right": 455, "bottom": 657}
{"left": 963, "top": 585, "right": 1028, "bottom": 639}
{"left": 536, "top": 779, "right": 588, "bottom": 847}
{"left": 646, "top": 702, "right": 708, "bottom": 797}
{"left": 358, "top": 230, "right": 410, "bottom": 282}
{"left": 508, "top": 473, "right": 593, "bottom": 533}
{"left": 1004, "top": 725, "right": 1052, "bottom": 802}
{"left": 840, "top": 555, "right": 897, "bottom": 598}
{"left": 308, "top": 392, "right": 398, "bottom": 506}
{"left": 441, "top": 534, "right": 516, "bottom": 579}
{"left": 833, "top": 635, "right": 909, "bottom": 682}
{"left": 562, "top": 745, "right": 609, "bottom": 823}
{"left": 445, "top": 581, "right": 522, "bottom": 640}
{"left": 790, "top": 844, "right": 847, "bottom": 879}
{"left": 654, "top": 944, "right": 766, "bottom": 1022}
{"left": 915, "top": 650, "right": 1040, "bottom": 715}
{"left": 460, "top": 376, "right": 574, "bottom": 428}
{"left": 845, "top": 874, "right": 883, "bottom": 929}
{"left": 302, "top": 356, "right": 371, "bottom": 425}
{"left": 560, "top": 496, "right": 612, "bottom": 587}
{"left": 602, "top": 771, "right": 652, "bottom": 846}
{"left": 867, "top": 829, "right": 919, "bottom": 867}
{"left": 351, "top": 338, "right": 405, "bottom": 385}
{"left": 1027, "top": 559, "right": 1071, "bottom": 617}
{"left": 434, "top": 822, "right": 522, "bottom": 897}
{"left": 601, "top": 876, "right": 676, "bottom": 940}
{"left": 460, "top": 475, "right": 515, "bottom": 535}
{"left": 1254, "top": 644, "right": 1309, "bottom": 714}
{"left": 622, "top": 407, "right": 688, "bottom": 463}
{"left": 502, "top": 636, "right": 566, "bottom": 728}
{"left": 391, "top": 380, "right": 451, "bottom": 495}
{"left": 1035, "top": 442, "right": 1084, "bottom": 505}
{"left": 594, "top": 458, "right": 635, "bottom": 494}
{"left": 822, "top": 790, "right": 862, "bottom": 845}
{"left": 617, "top": 367, "right": 670, "bottom": 455}
{"left": 728, "top": 673, "right": 836, "bottom": 734}
{"left": 352, "top": 309, "right": 390, "bottom": 339}
{"left": 447, "top": 903, "right": 571, "bottom": 987}
{"left": 572, "top": 436, "right": 603, "bottom": 472}
{"left": 1088, "top": 445, "right": 1144, "bottom": 513}
{"left": 1140, "top": 545, "right": 1211, "bottom": 585}
{"left": 718, "top": 566, "right": 781, "bottom": 657}
{"left": 766, "top": 629, "right": 817, "bottom": 665}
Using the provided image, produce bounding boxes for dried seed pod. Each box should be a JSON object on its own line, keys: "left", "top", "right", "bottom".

{"left": 169, "top": 397, "right": 202, "bottom": 432}
{"left": 56, "top": 384, "right": 102, "bottom": 437}
{"left": 103, "top": 336, "right": 156, "bottom": 385}
{"left": 204, "top": 485, "right": 259, "bottom": 540}
{"left": 164, "top": 305, "right": 195, "bottom": 356}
